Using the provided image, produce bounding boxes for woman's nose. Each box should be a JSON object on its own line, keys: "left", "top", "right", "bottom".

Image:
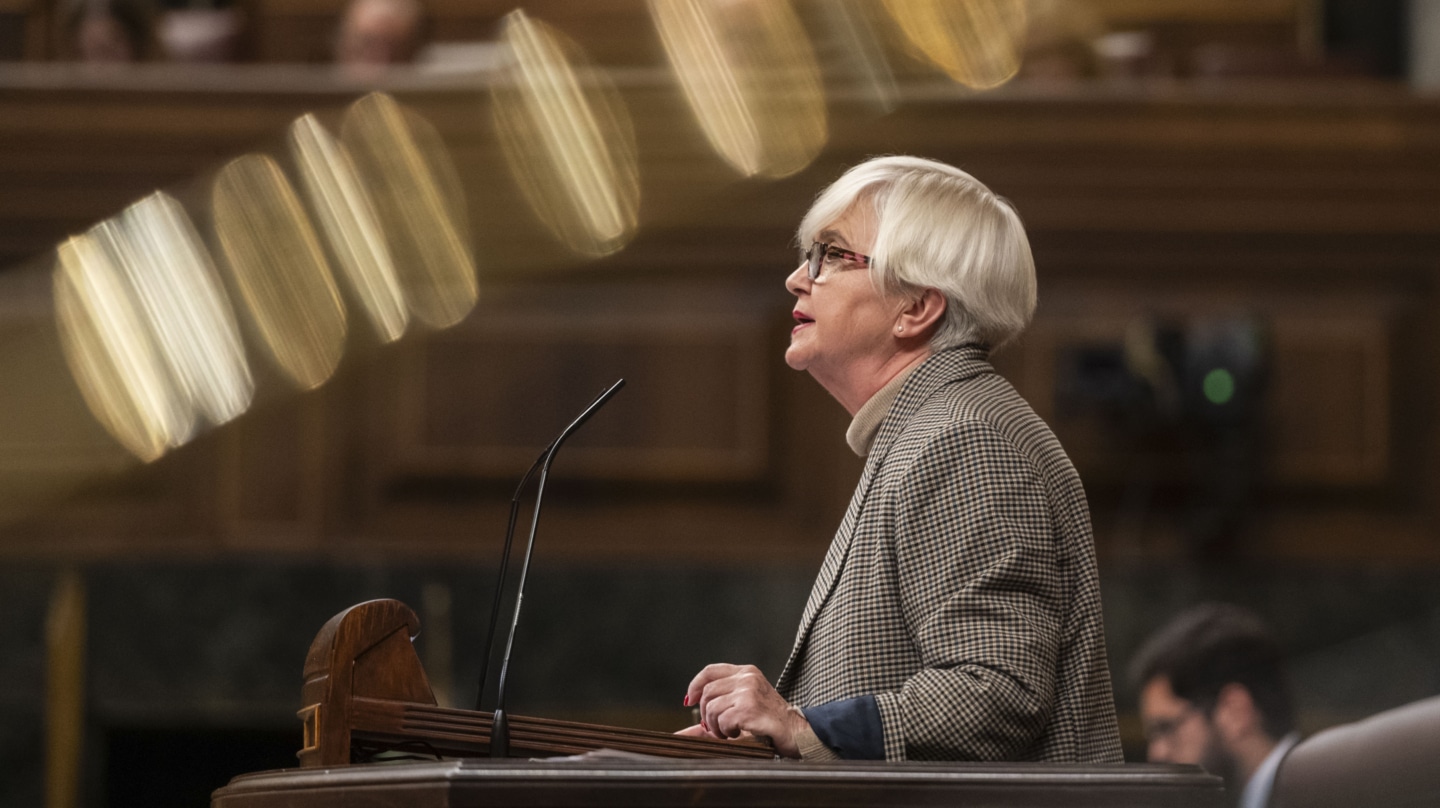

{"left": 785, "top": 262, "right": 809, "bottom": 295}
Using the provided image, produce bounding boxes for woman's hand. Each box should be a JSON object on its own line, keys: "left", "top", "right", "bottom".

{"left": 679, "top": 663, "right": 810, "bottom": 758}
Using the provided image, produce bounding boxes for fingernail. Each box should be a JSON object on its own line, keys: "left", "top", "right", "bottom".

{"left": 683, "top": 695, "right": 690, "bottom": 706}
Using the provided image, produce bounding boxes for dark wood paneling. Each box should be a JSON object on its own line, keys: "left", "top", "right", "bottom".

{"left": 1, "top": 67, "right": 1439, "bottom": 564}
{"left": 219, "top": 396, "right": 327, "bottom": 551}
{"left": 1268, "top": 314, "right": 1391, "bottom": 485}
{"left": 1009, "top": 284, "right": 1403, "bottom": 489}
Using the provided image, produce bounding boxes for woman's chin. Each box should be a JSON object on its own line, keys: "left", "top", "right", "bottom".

{"left": 783, "top": 345, "right": 810, "bottom": 372}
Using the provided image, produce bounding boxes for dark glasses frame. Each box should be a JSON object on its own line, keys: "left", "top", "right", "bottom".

{"left": 804, "top": 241, "right": 872, "bottom": 280}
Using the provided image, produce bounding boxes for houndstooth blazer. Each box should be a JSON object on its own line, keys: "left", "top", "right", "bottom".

{"left": 776, "top": 345, "right": 1123, "bottom": 763}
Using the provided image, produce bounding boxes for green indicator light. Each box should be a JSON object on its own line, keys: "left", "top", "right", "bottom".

{"left": 1203, "top": 368, "right": 1236, "bottom": 405}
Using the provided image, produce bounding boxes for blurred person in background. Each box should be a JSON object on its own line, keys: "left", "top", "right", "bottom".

{"left": 680, "top": 156, "right": 1122, "bottom": 763}
{"left": 1131, "top": 603, "right": 1300, "bottom": 808}
{"left": 157, "top": 2, "right": 246, "bottom": 63}
{"left": 58, "top": 0, "right": 156, "bottom": 62}
{"left": 335, "top": 0, "right": 425, "bottom": 73}
{"left": 1021, "top": 0, "right": 1105, "bottom": 80}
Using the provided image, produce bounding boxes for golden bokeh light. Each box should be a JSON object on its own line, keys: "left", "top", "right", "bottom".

{"left": 827, "top": 0, "right": 900, "bottom": 112}
{"left": 882, "top": 0, "right": 1028, "bottom": 90}
{"left": 342, "top": 93, "right": 478, "bottom": 329}
{"left": 649, "top": 0, "right": 827, "bottom": 178}
{"left": 53, "top": 193, "right": 255, "bottom": 463}
{"left": 119, "top": 192, "right": 253, "bottom": 427}
{"left": 54, "top": 228, "right": 193, "bottom": 462}
{"left": 213, "top": 153, "right": 347, "bottom": 391}
{"left": 493, "top": 9, "right": 640, "bottom": 258}
{"left": 289, "top": 113, "right": 410, "bottom": 344}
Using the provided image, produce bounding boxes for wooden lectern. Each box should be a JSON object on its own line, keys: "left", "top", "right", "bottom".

{"left": 210, "top": 599, "right": 1224, "bottom": 807}
{"left": 296, "top": 598, "right": 772, "bottom": 764}
{"left": 216, "top": 758, "right": 1225, "bottom": 807}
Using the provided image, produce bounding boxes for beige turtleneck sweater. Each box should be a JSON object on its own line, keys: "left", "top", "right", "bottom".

{"left": 844, "top": 364, "right": 918, "bottom": 458}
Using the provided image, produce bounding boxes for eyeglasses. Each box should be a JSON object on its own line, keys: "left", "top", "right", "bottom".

{"left": 804, "top": 241, "right": 871, "bottom": 281}
{"left": 1143, "top": 704, "right": 1203, "bottom": 746}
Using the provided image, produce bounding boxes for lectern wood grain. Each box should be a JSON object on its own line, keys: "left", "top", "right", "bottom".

{"left": 297, "top": 599, "right": 773, "bottom": 764}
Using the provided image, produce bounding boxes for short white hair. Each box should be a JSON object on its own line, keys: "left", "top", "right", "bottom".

{"left": 796, "top": 155, "right": 1037, "bottom": 350}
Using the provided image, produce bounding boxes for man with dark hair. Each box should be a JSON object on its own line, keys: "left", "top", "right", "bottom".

{"left": 1129, "top": 603, "right": 1299, "bottom": 808}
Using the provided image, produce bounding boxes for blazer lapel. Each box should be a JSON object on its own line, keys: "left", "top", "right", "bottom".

{"left": 775, "top": 346, "right": 995, "bottom": 694}
{"left": 776, "top": 451, "right": 880, "bottom": 691}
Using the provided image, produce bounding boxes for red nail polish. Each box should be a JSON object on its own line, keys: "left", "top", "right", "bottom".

{"left": 683, "top": 695, "right": 690, "bottom": 706}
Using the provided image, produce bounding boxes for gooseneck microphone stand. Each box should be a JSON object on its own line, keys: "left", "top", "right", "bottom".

{"left": 475, "top": 379, "right": 625, "bottom": 758}
{"left": 474, "top": 443, "right": 554, "bottom": 711}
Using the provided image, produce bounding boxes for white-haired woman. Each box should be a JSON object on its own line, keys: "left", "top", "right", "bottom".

{"left": 681, "top": 156, "right": 1123, "bottom": 763}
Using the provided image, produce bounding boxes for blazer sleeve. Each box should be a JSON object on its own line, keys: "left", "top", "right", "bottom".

{"left": 871, "top": 419, "right": 1064, "bottom": 761}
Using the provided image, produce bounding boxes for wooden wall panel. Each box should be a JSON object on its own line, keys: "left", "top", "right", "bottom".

{"left": 219, "top": 397, "right": 327, "bottom": 551}
{"left": 385, "top": 317, "right": 770, "bottom": 484}
{"left": 1268, "top": 315, "right": 1391, "bottom": 485}
{"left": 2, "top": 68, "right": 1440, "bottom": 564}
{"left": 0, "top": 309, "right": 133, "bottom": 524}
{"left": 1011, "top": 286, "right": 1403, "bottom": 490}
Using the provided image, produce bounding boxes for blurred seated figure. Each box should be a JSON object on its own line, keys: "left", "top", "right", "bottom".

{"left": 335, "top": 0, "right": 425, "bottom": 73}
{"left": 1130, "top": 603, "right": 1299, "bottom": 808}
{"left": 158, "top": 6, "right": 245, "bottom": 63}
{"left": 59, "top": 0, "right": 156, "bottom": 62}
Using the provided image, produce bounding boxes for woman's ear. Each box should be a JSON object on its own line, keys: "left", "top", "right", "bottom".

{"left": 895, "top": 288, "right": 946, "bottom": 340}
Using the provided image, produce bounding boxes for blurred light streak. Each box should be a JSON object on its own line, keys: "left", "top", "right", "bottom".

{"left": 882, "top": 0, "right": 1027, "bottom": 89}
{"left": 120, "top": 193, "right": 253, "bottom": 426}
{"left": 827, "top": 0, "right": 900, "bottom": 112}
{"left": 342, "top": 93, "right": 478, "bottom": 329}
{"left": 290, "top": 114, "right": 410, "bottom": 343}
{"left": 54, "top": 228, "right": 192, "bottom": 462}
{"left": 493, "top": 9, "right": 640, "bottom": 257}
{"left": 649, "top": 0, "right": 827, "bottom": 179}
{"left": 213, "top": 154, "right": 347, "bottom": 391}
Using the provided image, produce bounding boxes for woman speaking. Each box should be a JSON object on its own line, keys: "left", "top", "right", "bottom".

{"left": 681, "top": 156, "right": 1123, "bottom": 763}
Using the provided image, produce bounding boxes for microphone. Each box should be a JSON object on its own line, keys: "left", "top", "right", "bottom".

{"left": 477, "top": 378, "right": 625, "bottom": 758}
